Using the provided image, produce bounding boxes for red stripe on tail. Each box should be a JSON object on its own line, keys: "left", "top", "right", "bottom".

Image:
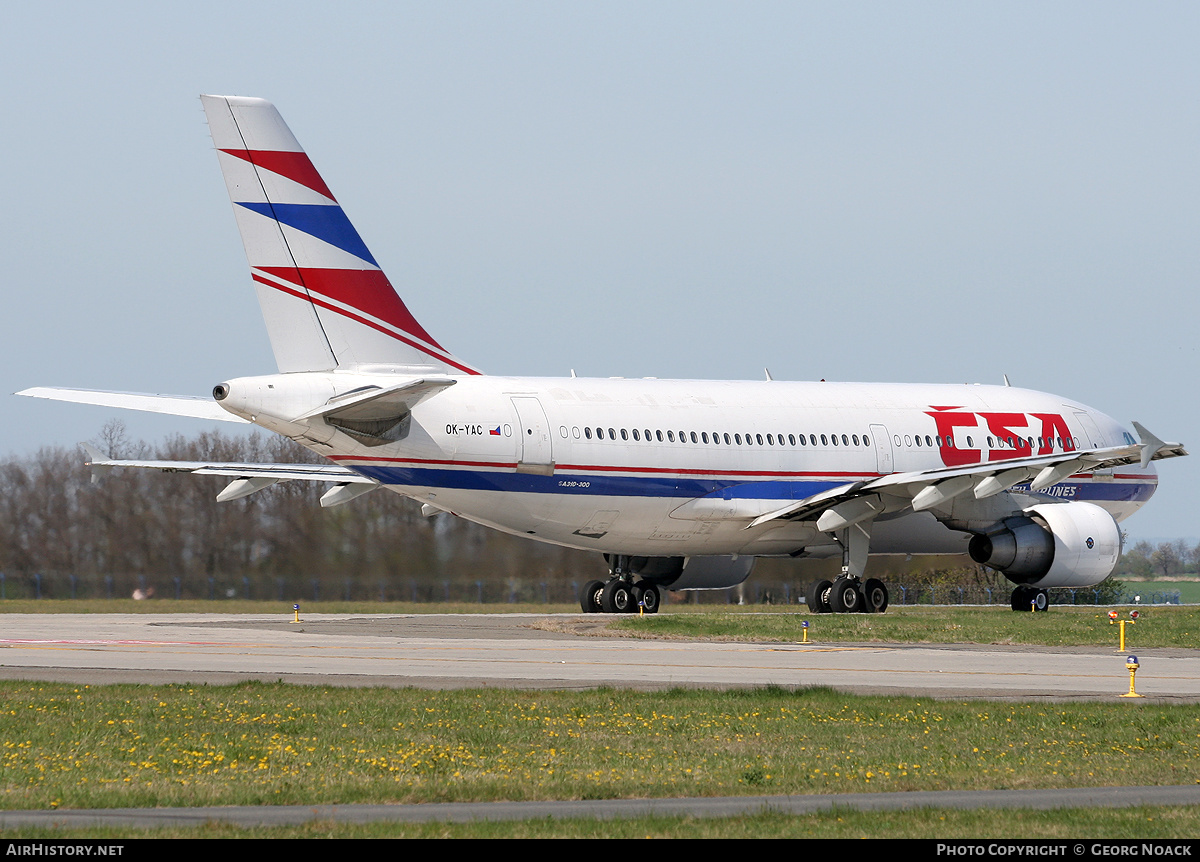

{"left": 220, "top": 149, "right": 337, "bottom": 201}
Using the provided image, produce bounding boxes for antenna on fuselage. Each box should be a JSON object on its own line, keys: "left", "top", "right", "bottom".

{"left": 1003, "top": 374, "right": 1012, "bottom": 387}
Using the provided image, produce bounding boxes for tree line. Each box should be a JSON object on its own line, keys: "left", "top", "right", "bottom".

{"left": 0, "top": 423, "right": 593, "bottom": 602}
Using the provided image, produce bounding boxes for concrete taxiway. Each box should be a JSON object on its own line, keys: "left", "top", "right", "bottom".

{"left": 0, "top": 612, "right": 1196, "bottom": 701}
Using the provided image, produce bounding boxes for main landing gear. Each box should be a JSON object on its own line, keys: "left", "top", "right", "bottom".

{"left": 580, "top": 557, "right": 662, "bottom": 615}
{"left": 579, "top": 579, "right": 661, "bottom": 614}
{"left": 806, "top": 520, "right": 890, "bottom": 614}
{"left": 1010, "top": 584, "right": 1049, "bottom": 612}
{"left": 806, "top": 576, "right": 889, "bottom": 614}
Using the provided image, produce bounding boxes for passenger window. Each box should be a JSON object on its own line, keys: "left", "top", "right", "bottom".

{"left": 632, "top": 429, "right": 640, "bottom": 441}
{"left": 789, "top": 434, "right": 796, "bottom": 446}
{"left": 735, "top": 434, "right": 742, "bottom": 445}
{"left": 621, "top": 429, "right": 628, "bottom": 441}
{"left": 842, "top": 434, "right": 849, "bottom": 446}
{"left": 724, "top": 433, "right": 731, "bottom": 445}
{"left": 690, "top": 431, "right": 698, "bottom": 444}
{"left": 584, "top": 427, "right": 593, "bottom": 440}
{"left": 667, "top": 430, "right": 675, "bottom": 442}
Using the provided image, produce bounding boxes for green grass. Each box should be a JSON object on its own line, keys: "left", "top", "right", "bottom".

{"left": 603, "top": 604, "right": 1200, "bottom": 649}
{"left": 2, "top": 683, "right": 1197, "bottom": 814}
{"left": 1122, "top": 579, "right": 1200, "bottom": 604}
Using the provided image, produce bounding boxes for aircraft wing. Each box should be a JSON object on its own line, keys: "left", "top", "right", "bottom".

{"left": 17, "top": 387, "right": 248, "bottom": 423}
{"left": 748, "top": 423, "right": 1186, "bottom": 530}
{"left": 82, "top": 446, "right": 378, "bottom": 507}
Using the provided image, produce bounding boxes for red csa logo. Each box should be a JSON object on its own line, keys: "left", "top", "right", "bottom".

{"left": 924, "top": 406, "right": 1075, "bottom": 467}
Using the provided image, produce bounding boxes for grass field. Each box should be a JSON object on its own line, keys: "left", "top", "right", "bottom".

{"left": 0, "top": 602, "right": 1196, "bottom": 838}
{"left": 1, "top": 683, "right": 1198, "bottom": 829}
{"left": 1122, "top": 578, "right": 1200, "bottom": 605}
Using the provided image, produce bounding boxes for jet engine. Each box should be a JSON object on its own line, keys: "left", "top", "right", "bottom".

{"left": 968, "top": 501, "right": 1122, "bottom": 588}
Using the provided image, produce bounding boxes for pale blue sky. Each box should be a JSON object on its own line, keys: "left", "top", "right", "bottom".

{"left": 3, "top": 2, "right": 1197, "bottom": 539}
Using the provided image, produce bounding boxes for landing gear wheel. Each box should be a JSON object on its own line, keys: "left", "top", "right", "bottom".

{"left": 1011, "top": 585, "right": 1049, "bottom": 612}
{"left": 636, "top": 583, "right": 660, "bottom": 614}
{"left": 807, "top": 579, "right": 833, "bottom": 613}
{"left": 862, "top": 578, "right": 889, "bottom": 613}
{"left": 581, "top": 580, "right": 605, "bottom": 613}
{"left": 829, "top": 576, "right": 864, "bottom": 613}
{"left": 601, "top": 580, "right": 634, "bottom": 614}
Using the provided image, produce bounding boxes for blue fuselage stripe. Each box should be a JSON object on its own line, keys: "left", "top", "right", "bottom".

{"left": 349, "top": 464, "right": 1156, "bottom": 504}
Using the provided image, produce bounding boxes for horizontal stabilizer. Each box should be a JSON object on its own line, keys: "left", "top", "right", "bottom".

{"left": 18, "top": 387, "right": 248, "bottom": 424}
{"left": 81, "top": 454, "right": 374, "bottom": 484}
{"left": 82, "top": 452, "right": 378, "bottom": 505}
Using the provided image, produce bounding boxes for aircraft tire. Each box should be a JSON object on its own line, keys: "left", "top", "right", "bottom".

{"left": 863, "top": 578, "right": 889, "bottom": 613}
{"left": 581, "top": 580, "right": 605, "bottom": 613}
{"left": 1033, "top": 589, "right": 1049, "bottom": 612}
{"left": 807, "top": 579, "right": 833, "bottom": 613}
{"left": 637, "top": 583, "right": 661, "bottom": 614}
{"left": 1011, "top": 585, "right": 1032, "bottom": 612}
{"left": 602, "top": 580, "right": 634, "bottom": 614}
{"left": 829, "top": 577, "right": 863, "bottom": 613}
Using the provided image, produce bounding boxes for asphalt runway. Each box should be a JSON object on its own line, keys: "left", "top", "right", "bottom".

{"left": 0, "top": 612, "right": 1197, "bottom": 701}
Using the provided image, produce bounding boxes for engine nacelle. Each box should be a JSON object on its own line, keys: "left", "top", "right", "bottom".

{"left": 968, "top": 501, "right": 1122, "bottom": 588}
{"left": 624, "top": 555, "right": 757, "bottom": 590}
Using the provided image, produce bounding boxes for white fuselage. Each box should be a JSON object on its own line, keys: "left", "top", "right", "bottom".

{"left": 228, "top": 373, "right": 1155, "bottom": 560}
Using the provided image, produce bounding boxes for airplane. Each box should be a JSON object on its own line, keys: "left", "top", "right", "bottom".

{"left": 19, "top": 96, "right": 1187, "bottom": 615}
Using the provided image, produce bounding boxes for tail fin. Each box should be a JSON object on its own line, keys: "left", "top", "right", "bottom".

{"left": 200, "top": 95, "right": 479, "bottom": 375}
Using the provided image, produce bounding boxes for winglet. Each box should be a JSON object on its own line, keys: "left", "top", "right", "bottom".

{"left": 80, "top": 443, "right": 112, "bottom": 484}
{"left": 1131, "top": 421, "right": 1184, "bottom": 469}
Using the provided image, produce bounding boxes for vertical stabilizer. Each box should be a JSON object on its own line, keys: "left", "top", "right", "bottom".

{"left": 200, "top": 95, "right": 478, "bottom": 375}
